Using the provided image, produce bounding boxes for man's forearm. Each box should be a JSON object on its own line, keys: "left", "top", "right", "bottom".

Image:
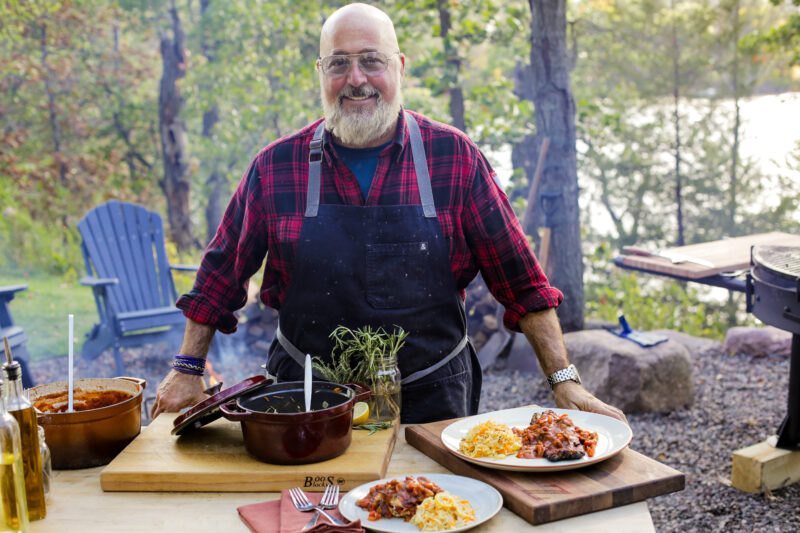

{"left": 178, "top": 318, "right": 217, "bottom": 359}
{"left": 518, "top": 308, "right": 570, "bottom": 376}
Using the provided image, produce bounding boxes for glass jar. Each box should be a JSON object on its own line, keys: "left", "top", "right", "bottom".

{"left": 368, "top": 353, "right": 401, "bottom": 423}
{"left": 36, "top": 427, "right": 51, "bottom": 498}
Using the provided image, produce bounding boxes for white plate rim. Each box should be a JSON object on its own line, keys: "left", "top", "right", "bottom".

{"left": 338, "top": 473, "right": 503, "bottom": 533}
{"left": 440, "top": 406, "right": 633, "bottom": 472}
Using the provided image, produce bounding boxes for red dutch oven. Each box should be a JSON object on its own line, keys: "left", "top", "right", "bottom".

{"left": 220, "top": 381, "right": 370, "bottom": 465}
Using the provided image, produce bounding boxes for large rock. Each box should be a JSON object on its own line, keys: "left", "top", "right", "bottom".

{"left": 563, "top": 330, "right": 695, "bottom": 413}
{"left": 723, "top": 326, "right": 792, "bottom": 357}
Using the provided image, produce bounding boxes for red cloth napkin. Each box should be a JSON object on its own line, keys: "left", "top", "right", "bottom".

{"left": 237, "top": 489, "right": 364, "bottom": 533}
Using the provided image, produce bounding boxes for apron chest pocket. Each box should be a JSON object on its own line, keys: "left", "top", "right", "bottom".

{"left": 366, "top": 241, "right": 430, "bottom": 309}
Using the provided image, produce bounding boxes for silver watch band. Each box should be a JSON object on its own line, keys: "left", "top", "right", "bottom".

{"left": 547, "top": 364, "right": 580, "bottom": 388}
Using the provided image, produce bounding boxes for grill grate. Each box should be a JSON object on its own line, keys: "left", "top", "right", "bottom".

{"left": 753, "top": 245, "right": 800, "bottom": 280}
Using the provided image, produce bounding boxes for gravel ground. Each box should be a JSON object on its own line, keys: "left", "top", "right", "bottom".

{"left": 480, "top": 344, "right": 799, "bottom": 533}
{"left": 27, "top": 335, "right": 799, "bottom": 533}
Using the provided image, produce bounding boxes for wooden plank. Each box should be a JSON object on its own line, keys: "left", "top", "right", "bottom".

{"left": 405, "top": 418, "right": 684, "bottom": 525}
{"left": 620, "top": 232, "right": 800, "bottom": 279}
{"left": 100, "top": 413, "right": 398, "bottom": 492}
{"left": 731, "top": 439, "right": 800, "bottom": 493}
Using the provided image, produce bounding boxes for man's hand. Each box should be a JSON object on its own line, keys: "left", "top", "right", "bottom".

{"left": 150, "top": 369, "right": 209, "bottom": 419}
{"left": 552, "top": 381, "right": 628, "bottom": 424}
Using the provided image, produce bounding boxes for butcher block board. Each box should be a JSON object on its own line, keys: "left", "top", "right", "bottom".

{"left": 100, "top": 413, "right": 398, "bottom": 492}
{"left": 405, "top": 417, "right": 684, "bottom": 525}
{"left": 620, "top": 231, "right": 800, "bottom": 279}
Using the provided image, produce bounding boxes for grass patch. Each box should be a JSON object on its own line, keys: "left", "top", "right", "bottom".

{"left": 0, "top": 272, "right": 95, "bottom": 361}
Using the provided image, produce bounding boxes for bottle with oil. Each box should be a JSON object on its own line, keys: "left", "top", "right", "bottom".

{"left": 1, "top": 379, "right": 29, "bottom": 533}
{"left": 2, "top": 361, "right": 45, "bottom": 521}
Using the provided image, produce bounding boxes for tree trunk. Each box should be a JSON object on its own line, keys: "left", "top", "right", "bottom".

{"left": 671, "top": 1, "right": 685, "bottom": 247}
{"left": 200, "top": 0, "right": 223, "bottom": 242}
{"left": 728, "top": 0, "right": 741, "bottom": 236}
{"left": 40, "top": 24, "right": 67, "bottom": 185}
{"left": 437, "top": 0, "right": 465, "bottom": 132}
{"left": 527, "top": 0, "right": 583, "bottom": 332}
{"left": 158, "top": 2, "right": 195, "bottom": 252}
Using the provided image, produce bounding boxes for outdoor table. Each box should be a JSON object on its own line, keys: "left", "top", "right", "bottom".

{"left": 30, "top": 424, "right": 655, "bottom": 532}
{"left": 614, "top": 231, "right": 800, "bottom": 291}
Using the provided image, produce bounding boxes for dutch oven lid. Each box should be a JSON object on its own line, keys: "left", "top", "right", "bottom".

{"left": 171, "top": 375, "right": 272, "bottom": 436}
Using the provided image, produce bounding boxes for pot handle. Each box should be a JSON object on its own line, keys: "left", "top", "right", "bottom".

{"left": 344, "top": 382, "right": 371, "bottom": 402}
{"left": 219, "top": 400, "right": 248, "bottom": 421}
{"left": 115, "top": 376, "right": 147, "bottom": 390}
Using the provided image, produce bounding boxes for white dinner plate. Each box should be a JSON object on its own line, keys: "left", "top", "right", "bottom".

{"left": 338, "top": 473, "right": 503, "bottom": 533}
{"left": 440, "top": 406, "right": 633, "bottom": 472}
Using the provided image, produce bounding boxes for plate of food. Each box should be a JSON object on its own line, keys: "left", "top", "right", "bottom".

{"left": 338, "top": 473, "right": 502, "bottom": 532}
{"left": 440, "top": 406, "right": 633, "bottom": 472}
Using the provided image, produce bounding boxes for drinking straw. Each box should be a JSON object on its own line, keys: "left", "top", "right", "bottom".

{"left": 68, "top": 314, "right": 74, "bottom": 412}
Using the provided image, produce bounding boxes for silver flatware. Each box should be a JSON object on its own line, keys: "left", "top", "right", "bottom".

{"left": 302, "top": 485, "right": 341, "bottom": 530}
{"left": 289, "top": 487, "right": 345, "bottom": 527}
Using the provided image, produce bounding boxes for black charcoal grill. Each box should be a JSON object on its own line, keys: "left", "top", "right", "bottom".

{"left": 746, "top": 245, "right": 800, "bottom": 450}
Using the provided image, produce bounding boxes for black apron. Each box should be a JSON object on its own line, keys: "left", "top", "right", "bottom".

{"left": 266, "top": 112, "right": 481, "bottom": 424}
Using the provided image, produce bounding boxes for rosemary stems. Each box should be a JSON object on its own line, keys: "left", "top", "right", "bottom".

{"left": 312, "top": 325, "right": 407, "bottom": 422}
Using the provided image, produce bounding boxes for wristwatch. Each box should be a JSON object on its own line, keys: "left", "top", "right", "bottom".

{"left": 547, "top": 364, "right": 581, "bottom": 389}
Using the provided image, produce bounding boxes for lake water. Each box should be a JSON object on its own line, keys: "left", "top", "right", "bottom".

{"left": 487, "top": 91, "right": 800, "bottom": 229}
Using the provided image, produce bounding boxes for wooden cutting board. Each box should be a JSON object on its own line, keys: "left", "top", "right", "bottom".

{"left": 405, "top": 418, "right": 684, "bottom": 525}
{"left": 100, "top": 413, "right": 398, "bottom": 492}
{"left": 620, "top": 231, "right": 800, "bottom": 279}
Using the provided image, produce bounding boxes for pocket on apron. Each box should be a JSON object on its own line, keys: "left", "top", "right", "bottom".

{"left": 365, "top": 241, "right": 430, "bottom": 309}
{"left": 400, "top": 350, "right": 472, "bottom": 424}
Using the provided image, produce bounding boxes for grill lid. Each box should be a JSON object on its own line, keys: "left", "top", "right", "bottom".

{"left": 752, "top": 245, "right": 800, "bottom": 281}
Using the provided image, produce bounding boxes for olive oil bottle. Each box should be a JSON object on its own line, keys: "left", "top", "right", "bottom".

{"left": 1, "top": 379, "right": 29, "bottom": 532}
{"left": 2, "top": 362, "right": 45, "bottom": 522}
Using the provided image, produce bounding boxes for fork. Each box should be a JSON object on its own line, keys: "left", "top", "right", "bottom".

{"left": 289, "top": 487, "right": 345, "bottom": 527}
{"left": 301, "top": 485, "right": 341, "bottom": 530}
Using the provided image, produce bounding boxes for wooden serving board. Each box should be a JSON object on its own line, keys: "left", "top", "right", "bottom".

{"left": 620, "top": 231, "right": 800, "bottom": 279}
{"left": 405, "top": 418, "right": 684, "bottom": 525}
{"left": 100, "top": 413, "right": 398, "bottom": 492}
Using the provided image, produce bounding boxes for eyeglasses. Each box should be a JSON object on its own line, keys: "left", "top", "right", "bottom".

{"left": 317, "top": 51, "right": 400, "bottom": 79}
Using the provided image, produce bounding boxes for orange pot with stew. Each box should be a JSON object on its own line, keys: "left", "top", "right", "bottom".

{"left": 29, "top": 377, "right": 146, "bottom": 469}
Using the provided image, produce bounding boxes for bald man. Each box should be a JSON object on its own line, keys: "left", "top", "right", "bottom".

{"left": 151, "top": 3, "right": 626, "bottom": 425}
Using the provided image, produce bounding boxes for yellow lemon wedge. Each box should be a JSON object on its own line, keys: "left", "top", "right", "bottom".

{"left": 352, "top": 401, "right": 369, "bottom": 426}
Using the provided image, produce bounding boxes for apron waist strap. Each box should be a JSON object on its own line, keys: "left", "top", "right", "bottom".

{"left": 400, "top": 333, "right": 468, "bottom": 385}
{"left": 276, "top": 327, "right": 326, "bottom": 379}
{"left": 275, "top": 326, "right": 468, "bottom": 386}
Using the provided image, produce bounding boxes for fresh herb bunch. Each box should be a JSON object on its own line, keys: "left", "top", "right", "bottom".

{"left": 313, "top": 325, "right": 407, "bottom": 422}
{"left": 312, "top": 325, "right": 408, "bottom": 385}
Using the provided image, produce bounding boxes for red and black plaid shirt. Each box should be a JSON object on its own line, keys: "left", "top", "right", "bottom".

{"left": 177, "top": 110, "right": 562, "bottom": 333}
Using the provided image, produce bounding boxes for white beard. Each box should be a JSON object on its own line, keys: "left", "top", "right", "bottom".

{"left": 321, "top": 82, "right": 403, "bottom": 147}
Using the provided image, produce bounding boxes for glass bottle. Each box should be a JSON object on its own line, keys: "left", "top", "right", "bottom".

{"left": 1, "top": 379, "right": 30, "bottom": 533}
{"left": 36, "top": 427, "right": 51, "bottom": 498}
{"left": 2, "top": 362, "right": 45, "bottom": 521}
{"left": 368, "top": 352, "right": 401, "bottom": 423}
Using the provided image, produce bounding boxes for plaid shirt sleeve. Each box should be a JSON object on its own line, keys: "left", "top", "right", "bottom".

{"left": 459, "top": 139, "right": 563, "bottom": 332}
{"left": 176, "top": 155, "right": 268, "bottom": 333}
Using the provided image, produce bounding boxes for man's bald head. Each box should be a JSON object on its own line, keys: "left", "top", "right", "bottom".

{"left": 320, "top": 3, "right": 399, "bottom": 56}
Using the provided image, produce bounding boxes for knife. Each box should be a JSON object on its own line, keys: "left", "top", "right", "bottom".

{"left": 623, "top": 246, "right": 715, "bottom": 268}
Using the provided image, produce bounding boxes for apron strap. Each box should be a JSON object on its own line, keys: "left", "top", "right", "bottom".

{"left": 404, "top": 112, "right": 436, "bottom": 218}
{"left": 400, "top": 333, "right": 468, "bottom": 385}
{"left": 305, "top": 121, "right": 326, "bottom": 217}
{"left": 276, "top": 326, "right": 327, "bottom": 379}
{"left": 304, "top": 113, "right": 436, "bottom": 218}
{"left": 277, "top": 325, "right": 468, "bottom": 386}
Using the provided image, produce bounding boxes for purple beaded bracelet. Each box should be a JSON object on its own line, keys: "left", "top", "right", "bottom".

{"left": 172, "top": 355, "right": 207, "bottom": 376}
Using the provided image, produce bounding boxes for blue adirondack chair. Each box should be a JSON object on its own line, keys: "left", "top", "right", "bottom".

{"left": 0, "top": 284, "right": 34, "bottom": 388}
{"left": 78, "top": 200, "right": 199, "bottom": 375}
